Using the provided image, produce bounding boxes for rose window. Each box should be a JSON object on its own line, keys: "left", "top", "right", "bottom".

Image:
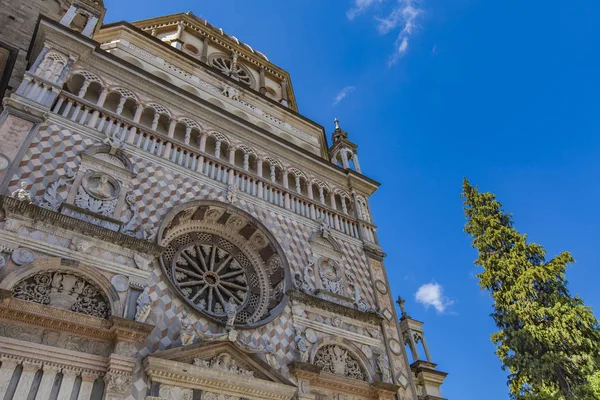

{"left": 173, "top": 240, "right": 250, "bottom": 315}
{"left": 160, "top": 203, "right": 290, "bottom": 328}
{"left": 210, "top": 57, "right": 252, "bottom": 87}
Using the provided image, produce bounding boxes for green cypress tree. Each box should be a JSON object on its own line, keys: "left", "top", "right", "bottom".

{"left": 461, "top": 178, "right": 600, "bottom": 399}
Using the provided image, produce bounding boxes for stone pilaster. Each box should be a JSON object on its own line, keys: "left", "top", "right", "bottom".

{"left": 35, "top": 364, "right": 61, "bottom": 400}
{"left": 0, "top": 356, "right": 19, "bottom": 399}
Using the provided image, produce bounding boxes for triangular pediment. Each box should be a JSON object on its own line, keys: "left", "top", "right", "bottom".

{"left": 146, "top": 340, "right": 292, "bottom": 385}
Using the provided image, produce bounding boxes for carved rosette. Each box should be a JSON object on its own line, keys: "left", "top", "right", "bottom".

{"left": 159, "top": 203, "right": 290, "bottom": 328}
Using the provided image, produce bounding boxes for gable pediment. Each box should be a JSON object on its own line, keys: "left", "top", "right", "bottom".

{"left": 144, "top": 341, "right": 296, "bottom": 400}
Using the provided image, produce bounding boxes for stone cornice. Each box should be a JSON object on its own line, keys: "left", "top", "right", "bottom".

{"left": 0, "top": 289, "right": 154, "bottom": 342}
{"left": 0, "top": 195, "right": 163, "bottom": 255}
{"left": 287, "top": 290, "right": 382, "bottom": 325}
{"left": 143, "top": 356, "right": 296, "bottom": 400}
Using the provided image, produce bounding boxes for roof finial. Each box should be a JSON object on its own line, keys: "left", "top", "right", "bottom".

{"left": 334, "top": 118, "right": 340, "bottom": 130}
{"left": 396, "top": 296, "right": 409, "bottom": 320}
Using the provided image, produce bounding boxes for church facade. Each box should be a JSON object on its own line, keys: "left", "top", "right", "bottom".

{"left": 0, "top": 1, "right": 447, "bottom": 399}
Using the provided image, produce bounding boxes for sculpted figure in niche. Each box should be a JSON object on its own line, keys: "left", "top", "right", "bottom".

{"left": 87, "top": 174, "right": 115, "bottom": 199}
{"left": 224, "top": 297, "right": 238, "bottom": 330}
{"left": 180, "top": 310, "right": 196, "bottom": 345}
{"left": 295, "top": 331, "right": 310, "bottom": 362}
{"left": 135, "top": 286, "right": 152, "bottom": 322}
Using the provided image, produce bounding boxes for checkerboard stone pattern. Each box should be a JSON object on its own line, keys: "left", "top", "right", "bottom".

{"left": 9, "top": 122, "right": 387, "bottom": 399}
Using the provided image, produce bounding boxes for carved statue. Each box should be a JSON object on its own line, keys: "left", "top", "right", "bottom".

{"left": 51, "top": 272, "right": 63, "bottom": 293}
{"left": 224, "top": 297, "right": 238, "bottom": 330}
{"left": 295, "top": 331, "right": 310, "bottom": 362}
{"left": 318, "top": 216, "right": 331, "bottom": 234}
{"left": 377, "top": 353, "right": 392, "bottom": 383}
{"left": 135, "top": 286, "right": 152, "bottom": 323}
{"left": 179, "top": 310, "right": 196, "bottom": 345}
{"left": 295, "top": 255, "right": 315, "bottom": 294}
{"left": 222, "top": 85, "right": 240, "bottom": 101}
{"left": 141, "top": 223, "right": 157, "bottom": 241}
{"left": 11, "top": 182, "right": 32, "bottom": 203}
{"left": 71, "top": 279, "right": 85, "bottom": 296}
{"left": 226, "top": 183, "right": 238, "bottom": 204}
{"left": 87, "top": 175, "right": 114, "bottom": 199}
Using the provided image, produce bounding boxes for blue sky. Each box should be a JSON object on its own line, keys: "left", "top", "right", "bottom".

{"left": 104, "top": 1, "right": 600, "bottom": 398}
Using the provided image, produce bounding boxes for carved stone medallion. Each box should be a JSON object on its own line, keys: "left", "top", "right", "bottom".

{"left": 304, "top": 328, "right": 318, "bottom": 344}
{"left": 389, "top": 339, "right": 403, "bottom": 356}
{"left": 111, "top": 275, "right": 129, "bottom": 292}
{"left": 375, "top": 280, "right": 388, "bottom": 294}
{"left": 11, "top": 247, "right": 35, "bottom": 265}
{"left": 0, "top": 154, "right": 9, "bottom": 171}
{"left": 82, "top": 172, "right": 120, "bottom": 200}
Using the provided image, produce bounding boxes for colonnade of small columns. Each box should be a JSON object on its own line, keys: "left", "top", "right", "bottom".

{"left": 0, "top": 356, "right": 100, "bottom": 400}
{"left": 331, "top": 148, "right": 361, "bottom": 173}
{"left": 62, "top": 71, "right": 362, "bottom": 219}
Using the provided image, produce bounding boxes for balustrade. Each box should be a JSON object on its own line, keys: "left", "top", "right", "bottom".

{"left": 50, "top": 90, "right": 377, "bottom": 244}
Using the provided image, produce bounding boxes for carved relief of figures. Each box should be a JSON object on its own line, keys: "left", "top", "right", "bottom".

{"left": 11, "top": 182, "right": 32, "bottom": 203}
{"left": 201, "top": 392, "right": 240, "bottom": 400}
{"left": 313, "top": 345, "right": 366, "bottom": 381}
{"left": 377, "top": 353, "right": 392, "bottom": 383}
{"left": 179, "top": 310, "right": 196, "bottom": 345}
{"left": 135, "top": 286, "right": 152, "bottom": 322}
{"left": 158, "top": 384, "right": 193, "bottom": 400}
{"left": 193, "top": 353, "right": 254, "bottom": 377}
{"left": 12, "top": 271, "right": 110, "bottom": 318}
{"left": 295, "top": 330, "right": 310, "bottom": 362}
{"left": 76, "top": 172, "right": 119, "bottom": 217}
{"left": 319, "top": 257, "right": 344, "bottom": 296}
{"left": 295, "top": 255, "right": 315, "bottom": 294}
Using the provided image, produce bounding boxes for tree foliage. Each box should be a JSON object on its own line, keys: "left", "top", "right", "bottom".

{"left": 461, "top": 178, "right": 600, "bottom": 399}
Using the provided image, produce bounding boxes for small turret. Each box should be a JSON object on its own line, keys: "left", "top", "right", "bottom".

{"left": 59, "top": 0, "right": 106, "bottom": 37}
{"left": 329, "top": 118, "right": 361, "bottom": 173}
{"left": 396, "top": 296, "right": 448, "bottom": 399}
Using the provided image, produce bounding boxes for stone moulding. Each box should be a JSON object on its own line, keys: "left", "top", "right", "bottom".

{"left": 0, "top": 195, "right": 163, "bottom": 255}
{"left": 0, "top": 289, "right": 153, "bottom": 342}
{"left": 289, "top": 361, "right": 399, "bottom": 400}
{"left": 143, "top": 356, "right": 297, "bottom": 400}
{"left": 287, "top": 289, "right": 382, "bottom": 325}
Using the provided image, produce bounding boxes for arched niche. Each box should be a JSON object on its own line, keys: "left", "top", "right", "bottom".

{"left": 0, "top": 258, "right": 122, "bottom": 318}
{"left": 309, "top": 336, "right": 373, "bottom": 382}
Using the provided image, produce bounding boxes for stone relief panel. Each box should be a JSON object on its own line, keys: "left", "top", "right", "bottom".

{"left": 313, "top": 345, "right": 367, "bottom": 381}
{"left": 12, "top": 270, "right": 111, "bottom": 318}
{"left": 159, "top": 384, "right": 193, "bottom": 400}
{"left": 0, "top": 323, "right": 112, "bottom": 356}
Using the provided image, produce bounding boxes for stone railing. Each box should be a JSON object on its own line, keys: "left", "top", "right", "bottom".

{"left": 49, "top": 91, "right": 378, "bottom": 244}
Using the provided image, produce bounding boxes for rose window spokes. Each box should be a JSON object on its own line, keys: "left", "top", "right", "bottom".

{"left": 173, "top": 242, "right": 248, "bottom": 317}
{"left": 210, "top": 57, "right": 251, "bottom": 86}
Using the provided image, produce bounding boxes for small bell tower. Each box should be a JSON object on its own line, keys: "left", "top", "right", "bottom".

{"left": 397, "top": 297, "right": 448, "bottom": 399}
{"left": 329, "top": 118, "right": 361, "bottom": 173}
{"left": 59, "top": 0, "right": 106, "bottom": 37}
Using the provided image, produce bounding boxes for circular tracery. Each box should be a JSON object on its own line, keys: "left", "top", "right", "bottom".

{"left": 210, "top": 56, "right": 252, "bottom": 87}
{"left": 159, "top": 202, "right": 290, "bottom": 328}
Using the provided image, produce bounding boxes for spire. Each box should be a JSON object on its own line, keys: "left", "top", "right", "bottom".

{"left": 332, "top": 118, "right": 348, "bottom": 143}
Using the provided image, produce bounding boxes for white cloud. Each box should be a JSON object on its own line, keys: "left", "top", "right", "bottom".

{"left": 333, "top": 86, "right": 356, "bottom": 106}
{"left": 415, "top": 282, "right": 453, "bottom": 313}
{"left": 347, "top": 0, "right": 424, "bottom": 65}
{"left": 347, "top": 0, "right": 383, "bottom": 20}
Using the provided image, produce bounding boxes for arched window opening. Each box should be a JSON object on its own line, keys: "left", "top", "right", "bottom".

{"left": 70, "top": 12, "right": 89, "bottom": 33}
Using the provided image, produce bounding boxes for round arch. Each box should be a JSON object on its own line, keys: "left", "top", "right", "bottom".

{"left": 157, "top": 200, "right": 292, "bottom": 329}
{"left": 0, "top": 257, "right": 122, "bottom": 318}
{"left": 309, "top": 336, "right": 374, "bottom": 382}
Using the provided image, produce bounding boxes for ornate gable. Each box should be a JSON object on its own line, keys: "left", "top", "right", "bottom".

{"left": 144, "top": 340, "right": 296, "bottom": 400}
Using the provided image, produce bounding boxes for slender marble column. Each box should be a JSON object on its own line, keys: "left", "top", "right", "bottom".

{"left": 13, "top": 361, "right": 41, "bottom": 399}
{"left": 0, "top": 358, "right": 20, "bottom": 399}
{"left": 56, "top": 369, "right": 80, "bottom": 400}
{"left": 77, "top": 372, "right": 98, "bottom": 400}
{"left": 35, "top": 365, "right": 61, "bottom": 400}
